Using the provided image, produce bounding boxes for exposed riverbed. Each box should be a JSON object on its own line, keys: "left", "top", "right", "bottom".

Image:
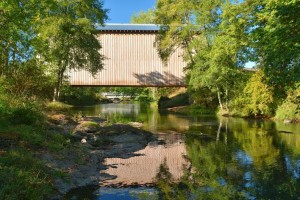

{"left": 63, "top": 102, "right": 300, "bottom": 199}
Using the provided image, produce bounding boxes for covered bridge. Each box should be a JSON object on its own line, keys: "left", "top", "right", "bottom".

{"left": 68, "top": 24, "right": 186, "bottom": 87}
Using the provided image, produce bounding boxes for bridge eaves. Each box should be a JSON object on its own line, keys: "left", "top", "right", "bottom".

{"left": 95, "top": 23, "right": 160, "bottom": 33}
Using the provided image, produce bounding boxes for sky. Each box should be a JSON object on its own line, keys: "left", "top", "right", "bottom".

{"left": 103, "top": 0, "right": 156, "bottom": 23}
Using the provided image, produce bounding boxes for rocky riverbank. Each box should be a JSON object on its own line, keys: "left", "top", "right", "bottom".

{"left": 43, "top": 114, "right": 156, "bottom": 199}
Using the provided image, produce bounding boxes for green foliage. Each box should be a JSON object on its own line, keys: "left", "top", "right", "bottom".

{"left": 8, "top": 102, "right": 44, "bottom": 125}
{"left": 156, "top": 87, "right": 179, "bottom": 98}
{"left": 0, "top": 88, "right": 10, "bottom": 118}
{"left": 46, "top": 101, "right": 73, "bottom": 112}
{"left": 158, "top": 93, "right": 189, "bottom": 109}
{"left": 189, "top": 105, "right": 216, "bottom": 115}
{"left": 3, "top": 60, "right": 55, "bottom": 99}
{"left": 252, "top": 0, "right": 300, "bottom": 90}
{"left": 154, "top": 0, "right": 300, "bottom": 117}
{"left": 1, "top": 0, "right": 108, "bottom": 101}
{"left": 0, "top": 0, "right": 37, "bottom": 75}
{"left": 38, "top": 0, "right": 107, "bottom": 101}
{"left": 275, "top": 84, "right": 300, "bottom": 121}
{"left": 131, "top": 9, "right": 156, "bottom": 24}
{"left": 242, "top": 70, "right": 274, "bottom": 117}
{"left": 189, "top": 87, "right": 218, "bottom": 108}
{"left": 276, "top": 101, "right": 300, "bottom": 121}
{"left": 0, "top": 121, "right": 68, "bottom": 152}
{"left": 60, "top": 86, "right": 102, "bottom": 106}
{"left": 0, "top": 87, "right": 45, "bottom": 125}
{"left": 134, "top": 88, "right": 154, "bottom": 102}
{"left": 0, "top": 150, "right": 53, "bottom": 200}
{"left": 81, "top": 121, "right": 100, "bottom": 128}
{"left": 155, "top": 0, "right": 251, "bottom": 112}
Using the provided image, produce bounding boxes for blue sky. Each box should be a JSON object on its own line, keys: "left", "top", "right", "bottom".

{"left": 103, "top": 0, "right": 156, "bottom": 23}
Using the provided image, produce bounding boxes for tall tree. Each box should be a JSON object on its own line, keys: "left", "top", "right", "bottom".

{"left": 155, "top": 0, "right": 258, "bottom": 111}
{"left": 131, "top": 9, "right": 156, "bottom": 24}
{"left": 36, "top": 0, "right": 107, "bottom": 101}
{"left": 251, "top": 0, "right": 300, "bottom": 94}
{"left": 0, "top": 0, "right": 37, "bottom": 76}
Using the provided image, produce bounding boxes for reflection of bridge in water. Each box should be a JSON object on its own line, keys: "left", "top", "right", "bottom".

{"left": 100, "top": 103, "right": 140, "bottom": 115}
{"left": 101, "top": 92, "right": 134, "bottom": 100}
{"left": 101, "top": 141, "right": 187, "bottom": 186}
{"left": 68, "top": 24, "right": 186, "bottom": 87}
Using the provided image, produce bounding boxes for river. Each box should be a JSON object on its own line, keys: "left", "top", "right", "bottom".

{"left": 69, "top": 102, "right": 300, "bottom": 199}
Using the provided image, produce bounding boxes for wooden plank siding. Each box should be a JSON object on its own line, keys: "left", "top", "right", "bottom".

{"left": 68, "top": 27, "right": 186, "bottom": 86}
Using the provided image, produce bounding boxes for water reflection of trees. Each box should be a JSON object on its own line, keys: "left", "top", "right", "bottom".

{"left": 155, "top": 118, "right": 300, "bottom": 200}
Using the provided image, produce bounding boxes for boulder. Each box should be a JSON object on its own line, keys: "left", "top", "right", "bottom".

{"left": 81, "top": 138, "right": 87, "bottom": 144}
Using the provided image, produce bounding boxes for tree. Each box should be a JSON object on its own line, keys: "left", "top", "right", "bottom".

{"left": 0, "top": 0, "right": 37, "bottom": 76}
{"left": 131, "top": 9, "right": 156, "bottom": 24}
{"left": 155, "top": 0, "right": 202, "bottom": 64}
{"left": 155, "top": 0, "right": 249, "bottom": 111}
{"left": 36, "top": 0, "right": 107, "bottom": 101}
{"left": 250, "top": 0, "right": 300, "bottom": 95}
{"left": 242, "top": 70, "right": 274, "bottom": 117}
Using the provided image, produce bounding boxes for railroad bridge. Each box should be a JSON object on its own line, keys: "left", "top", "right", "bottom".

{"left": 68, "top": 24, "right": 186, "bottom": 87}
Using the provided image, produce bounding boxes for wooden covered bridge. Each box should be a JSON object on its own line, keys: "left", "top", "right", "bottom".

{"left": 68, "top": 24, "right": 186, "bottom": 87}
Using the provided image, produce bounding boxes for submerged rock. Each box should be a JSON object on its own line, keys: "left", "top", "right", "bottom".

{"left": 128, "top": 122, "right": 144, "bottom": 128}
{"left": 74, "top": 121, "right": 100, "bottom": 134}
{"left": 48, "top": 114, "right": 76, "bottom": 125}
{"left": 284, "top": 119, "right": 293, "bottom": 124}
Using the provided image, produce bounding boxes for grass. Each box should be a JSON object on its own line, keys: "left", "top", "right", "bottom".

{"left": 45, "top": 101, "right": 73, "bottom": 112}
{"left": 0, "top": 120, "right": 69, "bottom": 152}
{"left": 165, "top": 104, "right": 216, "bottom": 116}
{"left": 0, "top": 115, "right": 73, "bottom": 199}
{"left": 0, "top": 149, "right": 54, "bottom": 200}
{"left": 81, "top": 121, "right": 100, "bottom": 128}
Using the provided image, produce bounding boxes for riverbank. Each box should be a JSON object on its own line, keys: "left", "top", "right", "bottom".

{"left": 0, "top": 109, "right": 156, "bottom": 199}
{"left": 50, "top": 114, "right": 157, "bottom": 199}
{"left": 165, "top": 103, "right": 300, "bottom": 124}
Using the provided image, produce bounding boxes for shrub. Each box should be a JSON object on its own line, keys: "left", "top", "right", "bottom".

{"left": 0, "top": 101, "right": 10, "bottom": 118}
{"left": 60, "top": 86, "right": 102, "bottom": 106}
{"left": 240, "top": 70, "right": 275, "bottom": 117}
{"left": 275, "top": 83, "right": 300, "bottom": 121}
{"left": 8, "top": 102, "right": 44, "bottom": 125}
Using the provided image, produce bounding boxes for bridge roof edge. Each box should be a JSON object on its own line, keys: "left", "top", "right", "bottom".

{"left": 96, "top": 23, "right": 160, "bottom": 32}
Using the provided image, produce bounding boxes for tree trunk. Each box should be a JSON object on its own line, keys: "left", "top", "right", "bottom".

{"left": 53, "top": 67, "right": 65, "bottom": 102}
{"left": 216, "top": 86, "right": 224, "bottom": 111}
{"left": 225, "top": 119, "right": 228, "bottom": 145}
{"left": 53, "top": 73, "right": 61, "bottom": 102}
{"left": 216, "top": 119, "right": 222, "bottom": 142}
{"left": 225, "top": 86, "right": 229, "bottom": 111}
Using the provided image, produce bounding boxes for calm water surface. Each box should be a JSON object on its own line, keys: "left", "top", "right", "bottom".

{"left": 70, "top": 102, "right": 300, "bottom": 200}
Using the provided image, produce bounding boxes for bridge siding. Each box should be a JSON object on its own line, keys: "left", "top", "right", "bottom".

{"left": 68, "top": 32, "right": 186, "bottom": 86}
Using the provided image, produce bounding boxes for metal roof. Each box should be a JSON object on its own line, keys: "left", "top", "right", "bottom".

{"left": 96, "top": 23, "right": 160, "bottom": 32}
